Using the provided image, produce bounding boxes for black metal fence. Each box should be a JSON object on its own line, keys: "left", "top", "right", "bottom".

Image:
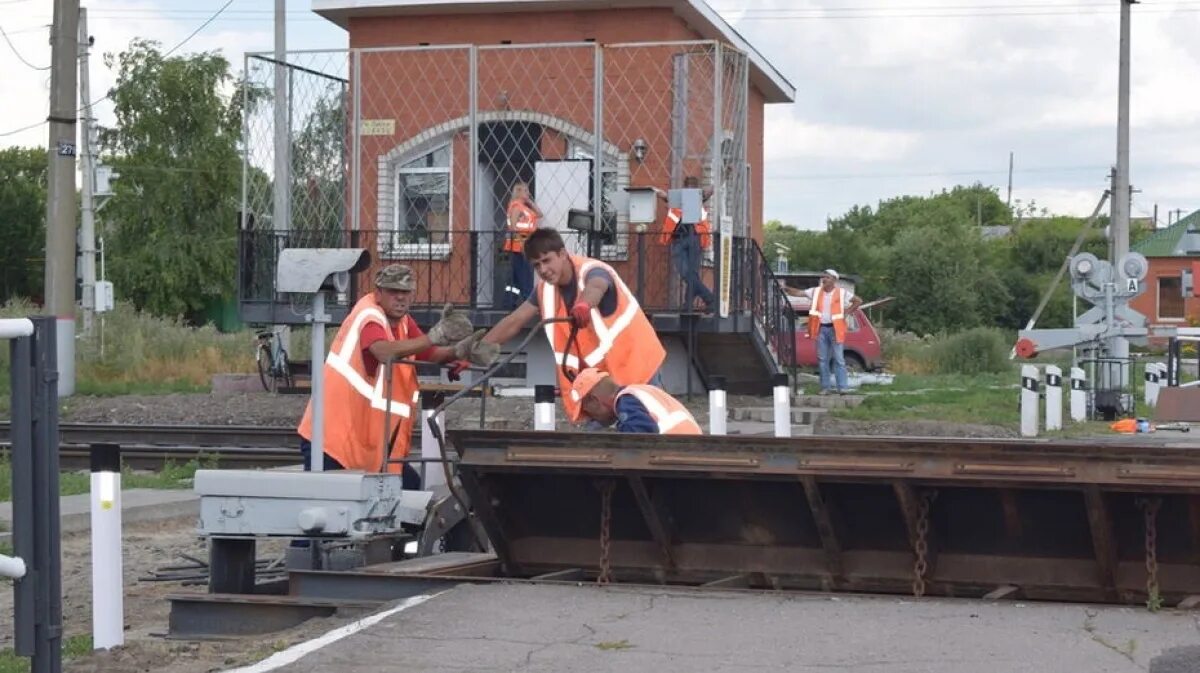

{"left": 3, "top": 317, "right": 62, "bottom": 673}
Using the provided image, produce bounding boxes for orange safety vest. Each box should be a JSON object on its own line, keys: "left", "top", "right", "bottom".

{"left": 538, "top": 255, "right": 666, "bottom": 422}
{"left": 807, "top": 287, "right": 849, "bottom": 344}
{"left": 297, "top": 294, "right": 420, "bottom": 472}
{"left": 503, "top": 199, "right": 539, "bottom": 253}
{"left": 660, "top": 207, "right": 712, "bottom": 250}
{"left": 614, "top": 384, "right": 702, "bottom": 435}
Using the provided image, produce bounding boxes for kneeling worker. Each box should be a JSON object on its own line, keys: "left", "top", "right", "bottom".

{"left": 570, "top": 368, "right": 701, "bottom": 435}
{"left": 297, "top": 264, "right": 496, "bottom": 486}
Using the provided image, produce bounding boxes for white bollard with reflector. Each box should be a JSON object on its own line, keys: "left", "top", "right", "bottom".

{"left": 90, "top": 444, "right": 124, "bottom": 649}
{"left": 1044, "top": 365, "right": 1063, "bottom": 431}
{"left": 772, "top": 373, "right": 791, "bottom": 438}
{"left": 1156, "top": 362, "right": 1169, "bottom": 391}
{"left": 534, "top": 385, "right": 556, "bottom": 431}
{"left": 708, "top": 375, "right": 727, "bottom": 436}
{"left": 1145, "top": 362, "right": 1161, "bottom": 408}
{"left": 1020, "top": 364, "right": 1040, "bottom": 437}
{"left": 1070, "top": 367, "right": 1087, "bottom": 423}
{"left": 420, "top": 391, "right": 446, "bottom": 491}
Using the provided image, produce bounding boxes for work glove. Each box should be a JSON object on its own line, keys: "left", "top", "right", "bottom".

{"left": 446, "top": 359, "right": 471, "bottom": 382}
{"left": 452, "top": 330, "right": 500, "bottom": 367}
{"left": 570, "top": 300, "right": 592, "bottom": 328}
{"left": 427, "top": 304, "right": 474, "bottom": 346}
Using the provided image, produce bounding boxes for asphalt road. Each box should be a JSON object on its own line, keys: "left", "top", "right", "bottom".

{"left": 257, "top": 583, "right": 1200, "bottom": 673}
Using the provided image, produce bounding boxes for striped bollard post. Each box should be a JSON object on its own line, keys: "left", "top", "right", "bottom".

{"left": 772, "top": 373, "right": 791, "bottom": 438}
{"left": 708, "top": 376, "right": 727, "bottom": 436}
{"left": 90, "top": 443, "right": 124, "bottom": 649}
{"left": 1144, "top": 362, "right": 1161, "bottom": 408}
{"left": 534, "top": 385, "right": 556, "bottom": 431}
{"left": 1044, "top": 365, "right": 1063, "bottom": 432}
{"left": 420, "top": 391, "right": 446, "bottom": 491}
{"left": 1020, "top": 364, "right": 1040, "bottom": 437}
{"left": 1070, "top": 367, "right": 1088, "bottom": 423}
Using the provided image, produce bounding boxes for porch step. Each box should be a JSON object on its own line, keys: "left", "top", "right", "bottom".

{"left": 791, "top": 394, "right": 865, "bottom": 410}
{"left": 725, "top": 420, "right": 814, "bottom": 437}
{"left": 729, "top": 406, "right": 828, "bottom": 425}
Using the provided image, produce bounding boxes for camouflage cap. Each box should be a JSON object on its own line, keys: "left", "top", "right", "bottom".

{"left": 374, "top": 264, "right": 415, "bottom": 291}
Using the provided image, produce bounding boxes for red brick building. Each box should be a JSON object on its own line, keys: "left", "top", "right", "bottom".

{"left": 1129, "top": 209, "right": 1200, "bottom": 343}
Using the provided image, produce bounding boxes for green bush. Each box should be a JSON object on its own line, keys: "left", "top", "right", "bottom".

{"left": 926, "top": 327, "right": 1011, "bottom": 375}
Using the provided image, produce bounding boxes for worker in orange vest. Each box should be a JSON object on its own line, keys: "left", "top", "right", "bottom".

{"left": 656, "top": 176, "right": 715, "bottom": 314}
{"left": 296, "top": 264, "right": 497, "bottom": 486}
{"left": 482, "top": 228, "right": 666, "bottom": 424}
{"left": 503, "top": 181, "right": 543, "bottom": 307}
{"left": 786, "top": 269, "right": 862, "bottom": 395}
{"left": 570, "top": 368, "right": 701, "bottom": 434}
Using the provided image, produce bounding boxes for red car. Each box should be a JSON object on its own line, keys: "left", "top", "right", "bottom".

{"left": 787, "top": 296, "right": 888, "bottom": 372}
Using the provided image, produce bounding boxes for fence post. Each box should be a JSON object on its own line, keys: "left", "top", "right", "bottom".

{"left": 1144, "top": 362, "right": 1161, "bottom": 408}
{"left": 708, "top": 375, "right": 727, "bottom": 436}
{"left": 534, "top": 385, "right": 556, "bottom": 431}
{"left": 90, "top": 444, "right": 123, "bottom": 649}
{"left": 1070, "top": 367, "right": 1088, "bottom": 423}
{"left": 1020, "top": 364, "right": 1040, "bottom": 437}
{"left": 1045, "top": 365, "right": 1063, "bottom": 431}
{"left": 772, "top": 373, "right": 790, "bottom": 438}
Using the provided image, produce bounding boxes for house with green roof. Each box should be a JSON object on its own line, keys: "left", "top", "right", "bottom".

{"left": 1129, "top": 209, "right": 1200, "bottom": 339}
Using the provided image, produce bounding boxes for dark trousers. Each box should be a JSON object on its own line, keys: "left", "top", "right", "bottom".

{"left": 671, "top": 234, "right": 715, "bottom": 311}
{"left": 508, "top": 252, "right": 534, "bottom": 308}
{"left": 300, "top": 438, "right": 422, "bottom": 491}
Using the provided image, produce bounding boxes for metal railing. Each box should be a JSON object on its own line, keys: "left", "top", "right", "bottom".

{"left": 1, "top": 317, "right": 62, "bottom": 673}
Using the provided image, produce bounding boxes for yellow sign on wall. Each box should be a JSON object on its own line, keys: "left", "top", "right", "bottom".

{"left": 360, "top": 119, "right": 396, "bottom": 136}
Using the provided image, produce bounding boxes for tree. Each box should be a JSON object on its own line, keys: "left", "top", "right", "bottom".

{"left": 99, "top": 40, "right": 250, "bottom": 320}
{"left": 0, "top": 147, "right": 47, "bottom": 302}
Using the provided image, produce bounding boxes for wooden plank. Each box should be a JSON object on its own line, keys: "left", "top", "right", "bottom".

{"left": 800, "top": 476, "right": 844, "bottom": 581}
{"left": 1083, "top": 486, "right": 1119, "bottom": 599}
{"left": 628, "top": 476, "right": 676, "bottom": 571}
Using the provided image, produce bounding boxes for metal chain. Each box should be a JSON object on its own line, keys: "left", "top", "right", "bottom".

{"left": 596, "top": 480, "right": 615, "bottom": 586}
{"left": 1136, "top": 497, "right": 1162, "bottom": 608}
{"left": 912, "top": 490, "right": 938, "bottom": 598}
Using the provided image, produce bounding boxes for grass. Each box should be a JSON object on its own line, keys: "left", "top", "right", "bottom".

{"left": 834, "top": 376, "right": 1020, "bottom": 427}
{"left": 0, "top": 635, "right": 92, "bottom": 673}
{"left": 0, "top": 298, "right": 256, "bottom": 412}
{"left": 0, "top": 456, "right": 215, "bottom": 502}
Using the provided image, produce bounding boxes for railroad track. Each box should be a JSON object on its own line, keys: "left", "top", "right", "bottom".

{"left": 0, "top": 422, "right": 302, "bottom": 470}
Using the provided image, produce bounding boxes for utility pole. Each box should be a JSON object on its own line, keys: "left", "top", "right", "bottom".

{"left": 78, "top": 6, "right": 96, "bottom": 335}
{"left": 45, "top": 0, "right": 80, "bottom": 397}
{"left": 273, "top": 0, "right": 291, "bottom": 352}
{"left": 1108, "top": 0, "right": 1136, "bottom": 390}
{"left": 1153, "top": 203, "right": 1158, "bottom": 229}
{"left": 1006, "top": 151, "right": 1013, "bottom": 212}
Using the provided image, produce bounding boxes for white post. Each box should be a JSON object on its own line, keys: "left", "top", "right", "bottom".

{"left": 310, "top": 292, "right": 328, "bottom": 472}
{"left": 708, "top": 375, "right": 727, "bottom": 436}
{"left": 90, "top": 444, "right": 124, "bottom": 649}
{"left": 419, "top": 392, "right": 445, "bottom": 491}
{"left": 1156, "top": 362, "right": 1169, "bottom": 390}
{"left": 1144, "top": 362, "right": 1160, "bottom": 408}
{"left": 1045, "top": 365, "right": 1063, "bottom": 432}
{"left": 1020, "top": 364, "right": 1040, "bottom": 437}
{"left": 1070, "top": 367, "right": 1088, "bottom": 423}
{"left": 534, "top": 385, "right": 556, "bottom": 431}
{"left": 772, "top": 373, "right": 790, "bottom": 438}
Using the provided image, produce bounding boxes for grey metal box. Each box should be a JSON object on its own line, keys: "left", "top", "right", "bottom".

{"left": 194, "top": 470, "right": 432, "bottom": 538}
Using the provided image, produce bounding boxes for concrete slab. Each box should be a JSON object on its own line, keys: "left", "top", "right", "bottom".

{"left": 260, "top": 583, "right": 1200, "bottom": 673}
{"left": 0, "top": 488, "right": 197, "bottom": 538}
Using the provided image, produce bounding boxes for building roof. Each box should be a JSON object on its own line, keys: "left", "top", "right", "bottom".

{"left": 310, "top": 0, "right": 796, "bottom": 103}
{"left": 1132, "top": 209, "right": 1200, "bottom": 258}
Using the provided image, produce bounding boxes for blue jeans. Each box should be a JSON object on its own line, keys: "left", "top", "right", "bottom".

{"left": 670, "top": 235, "right": 715, "bottom": 312}
{"left": 817, "top": 325, "right": 848, "bottom": 392}
{"left": 508, "top": 252, "right": 534, "bottom": 308}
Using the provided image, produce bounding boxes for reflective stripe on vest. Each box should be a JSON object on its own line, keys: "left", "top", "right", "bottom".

{"left": 326, "top": 306, "right": 413, "bottom": 417}
{"left": 616, "top": 385, "right": 701, "bottom": 434}
{"left": 541, "top": 259, "right": 643, "bottom": 371}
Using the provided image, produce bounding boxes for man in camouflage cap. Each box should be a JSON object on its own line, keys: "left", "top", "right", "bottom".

{"left": 298, "top": 263, "right": 497, "bottom": 484}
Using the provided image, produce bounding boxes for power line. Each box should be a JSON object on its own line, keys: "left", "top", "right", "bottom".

{"left": 0, "top": 23, "right": 49, "bottom": 70}
{"left": 0, "top": 0, "right": 238, "bottom": 138}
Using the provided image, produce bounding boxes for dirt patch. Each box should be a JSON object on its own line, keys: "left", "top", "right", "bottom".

{"left": 814, "top": 416, "right": 1019, "bottom": 438}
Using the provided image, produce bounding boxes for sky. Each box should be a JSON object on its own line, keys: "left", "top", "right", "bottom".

{"left": 1, "top": 0, "right": 1197, "bottom": 230}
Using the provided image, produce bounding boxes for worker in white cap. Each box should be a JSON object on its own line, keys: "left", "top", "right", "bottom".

{"left": 784, "top": 269, "right": 862, "bottom": 394}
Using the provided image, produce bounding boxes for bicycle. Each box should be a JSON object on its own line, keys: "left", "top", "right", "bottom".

{"left": 255, "top": 329, "right": 294, "bottom": 393}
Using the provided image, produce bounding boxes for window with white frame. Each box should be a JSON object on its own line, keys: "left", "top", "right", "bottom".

{"left": 382, "top": 143, "right": 452, "bottom": 259}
